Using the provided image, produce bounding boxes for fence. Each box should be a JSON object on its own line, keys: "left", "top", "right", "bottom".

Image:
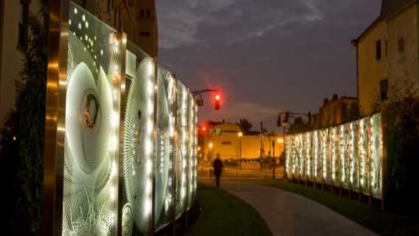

{"left": 44, "top": 2, "right": 198, "bottom": 236}
{"left": 285, "top": 113, "right": 383, "bottom": 200}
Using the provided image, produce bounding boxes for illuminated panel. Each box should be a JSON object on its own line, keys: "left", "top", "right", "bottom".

{"left": 322, "top": 129, "right": 327, "bottom": 180}
{"left": 286, "top": 136, "right": 292, "bottom": 176}
{"left": 175, "top": 82, "right": 187, "bottom": 217}
{"left": 330, "top": 127, "right": 338, "bottom": 183}
{"left": 340, "top": 125, "right": 347, "bottom": 185}
{"left": 299, "top": 135, "right": 304, "bottom": 179}
{"left": 63, "top": 4, "right": 121, "bottom": 235}
{"left": 122, "top": 47, "right": 155, "bottom": 234}
{"left": 314, "top": 131, "right": 319, "bottom": 179}
{"left": 306, "top": 132, "right": 311, "bottom": 179}
{"left": 359, "top": 119, "right": 368, "bottom": 191}
{"left": 370, "top": 114, "right": 382, "bottom": 198}
{"left": 153, "top": 67, "right": 172, "bottom": 229}
{"left": 187, "top": 92, "right": 194, "bottom": 209}
{"left": 292, "top": 137, "right": 297, "bottom": 175}
{"left": 163, "top": 73, "right": 176, "bottom": 219}
{"left": 181, "top": 86, "right": 188, "bottom": 208}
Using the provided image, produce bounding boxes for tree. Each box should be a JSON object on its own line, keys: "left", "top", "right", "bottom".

{"left": 237, "top": 118, "right": 253, "bottom": 134}
{"left": 343, "top": 102, "right": 361, "bottom": 123}
{"left": 0, "top": 1, "right": 49, "bottom": 235}
{"left": 378, "top": 82, "right": 419, "bottom": 214}
{"left": 288, "top": 117, "right": 309, "bottom": 134}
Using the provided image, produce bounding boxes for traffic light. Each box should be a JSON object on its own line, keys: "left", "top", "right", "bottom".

{"left": 284, "top": 111, "right": 289, "bottom": 124}
{"left": 215, "top": 94, "right": 221, "bottom": 110}
{"left": 202, "top": 126, "right": 207, "bottom": 132}
{"left": 277, "top": 115, "right": 282, "bottom": 127}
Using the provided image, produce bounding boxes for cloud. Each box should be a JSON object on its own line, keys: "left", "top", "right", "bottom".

{"left": 157, "top": 0, "right": 237, "bottom": 49}
{"left": 156, "top": 0, "right": 382, "bottom": 129}
{"left": 158, "top": 8, "right": 201, "bottom": 49}
{"left": 157, "top": 0, "right": 328, "bottom": 49}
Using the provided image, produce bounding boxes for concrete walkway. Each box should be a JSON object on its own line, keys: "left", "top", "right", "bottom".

{"left": 200, "top": 179, "right": 377, "bottom": 236}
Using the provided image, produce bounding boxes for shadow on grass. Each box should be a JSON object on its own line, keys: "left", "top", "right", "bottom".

{"left": 262, "top": 179, "right": 419, "bottom": 236}
{"left": 187, "top": 184, "right": 272, "bottom": 236}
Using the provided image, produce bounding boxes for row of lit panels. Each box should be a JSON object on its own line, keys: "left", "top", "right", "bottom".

{"left": 285, "top": 114, "right": 383, "bottom": 199}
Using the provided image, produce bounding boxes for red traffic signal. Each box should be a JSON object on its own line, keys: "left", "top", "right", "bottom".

{"left": 215, "top": 94, "right": 221, "bottom": 110}
{"left": 202, "top": 126, "right": 207, "bottom": 132}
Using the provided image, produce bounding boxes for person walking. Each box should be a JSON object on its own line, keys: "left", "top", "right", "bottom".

{"left": 213, "top": 154, "right": 223, "bottom": 188}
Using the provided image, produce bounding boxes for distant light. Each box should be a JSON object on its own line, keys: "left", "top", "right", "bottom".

{"left": 238, "top": 132, "right": 243, "bottom": 138}
{"left": 215, "top": 94, "right": 220, "bottom": 101}
{"left": 12, "top": 136, "right": 17, "bottom": 141}
{"left": 277, "top": 138, "right": 284, "bottom": 144}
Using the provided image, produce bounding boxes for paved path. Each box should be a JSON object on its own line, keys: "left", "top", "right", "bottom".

{"left": 200, "top": 179, "right": 377, "bottom": 236}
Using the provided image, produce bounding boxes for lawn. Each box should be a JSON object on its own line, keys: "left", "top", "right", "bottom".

{"left": 262, "top": 179, "right": 419, "bottom": 236}
{"left": 187, "top": 184, "right": 272, "bottom": 236}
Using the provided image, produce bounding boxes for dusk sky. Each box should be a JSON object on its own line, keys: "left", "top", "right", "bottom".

{"left": 156, "top": 0, "right": 381, "bottom": 132}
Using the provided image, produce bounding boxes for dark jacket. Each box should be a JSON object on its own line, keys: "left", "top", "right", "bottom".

{"left": 213, "top": 158, "right": 223, "bottom": 175}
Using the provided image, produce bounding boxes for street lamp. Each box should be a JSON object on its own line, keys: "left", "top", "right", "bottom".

{"left": 238, "top": 132, "right": 243, "bottom": 170}
{"left": 277, "top": 138, "right": 284, "bottom": 143}
{"left": 209, "top": 142, "right": 213, "bottom": 161}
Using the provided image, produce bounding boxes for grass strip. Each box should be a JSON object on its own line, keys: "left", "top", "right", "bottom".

{"left": 187, "top": 183, "right": 272, "bottom": 236}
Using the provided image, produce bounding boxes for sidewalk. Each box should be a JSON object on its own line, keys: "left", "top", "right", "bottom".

{"left": 200, "top": 179, "right": 377, "bottom": 236}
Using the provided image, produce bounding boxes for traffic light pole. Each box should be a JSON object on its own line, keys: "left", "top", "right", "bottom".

{"left": 272, "top": 140, "right": 275, "bottom": 179}
{"left": 191, "top": 89, "right": 221, "bottom": 110}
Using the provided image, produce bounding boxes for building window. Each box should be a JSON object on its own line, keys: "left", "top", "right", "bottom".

{"left": 140, "top": 9, "right": 145, "bottom": 17}
{"left": 398, "top": 37, "right": 405, "bottom": 54}
{"left": 18, "top": 0, "right": 29, "bottom": 49}
{"left": 376, "top": 40, "right": 382, "bottom": 60}
{"left": 147, "top": 10, "right": 151, "bottom": 18}
{"left": 380, "top": 79, "right": 388, "bottom": 101}
{"left": 140, "top": 31, "right": 151, "bottom": 37}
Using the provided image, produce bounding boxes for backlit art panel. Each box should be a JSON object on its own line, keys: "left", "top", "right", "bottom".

{"left": 176, "top": 82, "right": 188, "bottom": 217}
{"left": 63, "top": 3, "right": 121, "bottom": 235}
{"left": 154, "top": 67, "right": 175, "bottom": 230}
{"left": 285, "top": 114, "right": 383, "bottom": 199}
{"left": 122, "top": 45, "right": 154, "bottom": 235}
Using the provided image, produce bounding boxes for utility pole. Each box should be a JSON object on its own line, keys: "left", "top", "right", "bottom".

{"left": 260, "top": 122, "right": 264, "bottom": 170}
{"left": 272, "top": 140, "right": 276, "bottom": 179}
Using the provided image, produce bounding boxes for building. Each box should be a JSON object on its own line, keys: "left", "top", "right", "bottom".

{"left": 316, "top": 94, "right": 358, "bottom": 128}
{"left": 72, "top": 0, "right": 158, "bottom": 57}
{"left": 199, "top": 121, "right": 284, "bottom": 162}
{"left": 0, "top": 0, "right": 41, "bottom": 132}
{"left": 0, "top": 0, "right": 157, "bottom": 137}
{"left": 353, "top": 0, "right": 419, "bottom": 115}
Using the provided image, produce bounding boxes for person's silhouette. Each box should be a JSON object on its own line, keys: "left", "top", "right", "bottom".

{"left": 213, "top": 154, "right": 223, "bottom": 188}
